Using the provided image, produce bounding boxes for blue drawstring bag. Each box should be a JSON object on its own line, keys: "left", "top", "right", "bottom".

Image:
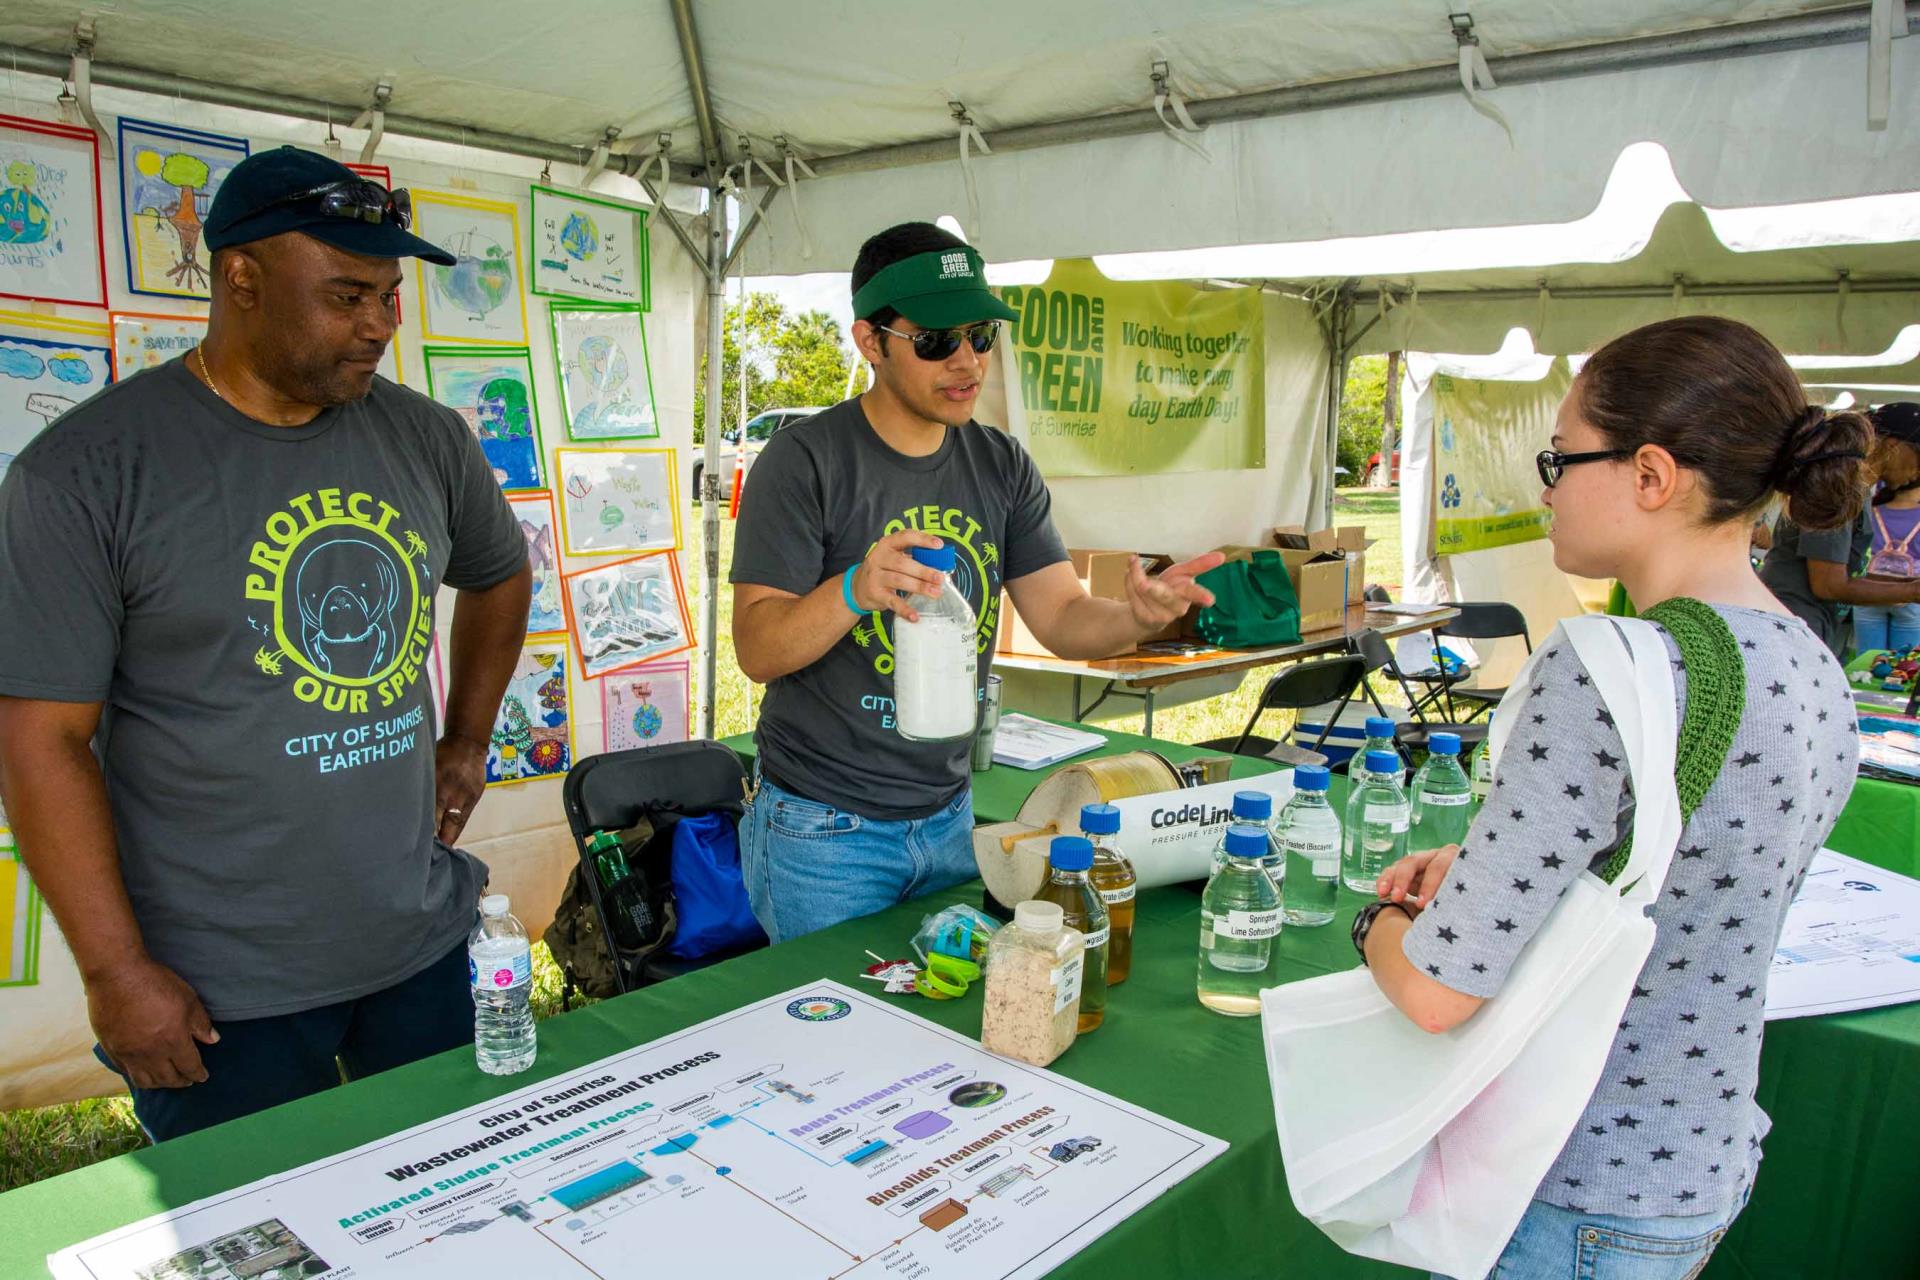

{"left": 666, "top": 810, "right": 767, "bottom": 958}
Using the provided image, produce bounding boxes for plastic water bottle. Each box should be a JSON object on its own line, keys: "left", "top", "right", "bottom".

{"left": 1279, "top": 765, "right": 1341, "bottom": 926}
{"left": 1198, "top": 824, "right": 1282, "bottom": 1015}
{"left": 1212, "top": 789, "right": 1278, "bottom": 876}
{"left": 1471, "top": 712, "right": 1496, "bottom": 805}
{"left": 470, "top": 894, "right": 536, "bottom": 1075}
{"left": 1410, "top": 732, "right": 1475, "bottom": 854}
{"left": 894, "top": 542, "right": 978, "bottom": 742}
{"left": 1356, "top": 716, "right": 1398, "bottom": 781}
{"left": 1344, "top": 750, "right": 1409, "bottom": 893}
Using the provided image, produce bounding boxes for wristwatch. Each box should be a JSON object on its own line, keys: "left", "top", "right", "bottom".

{"left": 1351, "top": 899, "right": 1413, "bottom": 966}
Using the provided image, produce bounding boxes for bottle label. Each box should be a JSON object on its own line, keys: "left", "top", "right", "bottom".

{"left": 1285, "top": 833, "right": 1341, "bottom": 879}
{"left": 1082, "top": 924, "right": 1111, "bottom": 951}
{"left": 1365, "top": 804, "right": 1411, "bottom": 832}
{"left": 1214, "top": 909, "right": 1282, "bottom": 940}
{"left": 470, "top": 947, "right": 532, "bottom": 990}
{"left": 1421, "top": 791, "right": 1473, "bottom": 808}
{"left": 1051, "top": 956, "right": 1085, "bottom": 1013}
{"left": 1098, "top": 885, "right": 1136, "bottom": 905}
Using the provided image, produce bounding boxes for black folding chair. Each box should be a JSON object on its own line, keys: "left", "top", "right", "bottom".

{"left": 1348, "top": 627, "right": 1488, "bottom": 758}
{"left": 1435, "top": 602, "right": 1532, "bottom": 718}
{"left": 1199, "top": 655, "right": 1367, "bottom": 766}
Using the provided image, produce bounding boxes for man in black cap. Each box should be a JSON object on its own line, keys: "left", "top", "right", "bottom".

{"left": 730, "top": 221, "right": 1218, "bottom": 942}
{"left": 0, "top": 146, "right": 531, "bottom": 1138}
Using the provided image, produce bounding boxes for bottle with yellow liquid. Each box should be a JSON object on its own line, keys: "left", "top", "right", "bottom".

{"left": 1035, "top": 836, "right": 1108, "bottom": 1033}
{"left": 1080, "top": 803, "right": 1136, "bottom": 985}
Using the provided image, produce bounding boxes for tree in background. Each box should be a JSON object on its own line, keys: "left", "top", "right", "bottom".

{"left": 694, "top": 291, "right": 853, "bottom": 442}
{"left": 1337, "top": 354, "right": 1387, "bottom": 482}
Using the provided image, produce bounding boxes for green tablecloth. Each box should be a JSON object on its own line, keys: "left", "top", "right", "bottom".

{"left": 3, "top": 737, "right": 1916, "bottom": 1277}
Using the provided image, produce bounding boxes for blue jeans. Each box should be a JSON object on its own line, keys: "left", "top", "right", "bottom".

{"left": 738, "top": 773, "right": 976, "bottom": 944}
{"left": 1436, "top": 1193, "right": 1747, "bottom": 1280}
{"left": 1853, "top": 602, "right": 1920, "bottom": 654}
{"left": 95, "top": 936, "right": 474, "bottom": 1143}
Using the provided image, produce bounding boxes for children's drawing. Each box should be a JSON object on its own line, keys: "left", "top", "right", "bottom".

{"left": 486, "top": 643, "right": 572, "bottom": 785}
{"left": 602, "top": 660, "right": 691, "bottom": 752}
{"left": 422, "top": 346, "right": 545, "bottom": 491}
{"left": 530, "top": 185, "right": 649, "bottom": 308}
{"left": 509, "top": 491, "right": 565, "bottom": 635}
{"left": 110, "top": 311, "right": 208, "bottom": 379}
{"left": 563, "top": 552, "right": 693, "bottom": 678}
{"left": 0, "top": 826, "right": 41, "bottom": 988}
{"left": 412, "top": 191, "right": 528, "bottom": 345}
{"left": 555, "top": 447, "right": 679, "bottom": 556}
{"left": 117, "top": 118, "right": 248, "bottom": 301}
{"left": 0, "top": 328, "right": 112, "bottom": 478}
{"left": 550, "top": 304, "right": 658, "bottom": 440}
{"left": 0, "top": 115, "right": 107, "bottom": 307}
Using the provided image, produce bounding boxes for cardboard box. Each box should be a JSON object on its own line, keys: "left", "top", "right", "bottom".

{"left": 996, "top": 548, "right": 1178, "bottom": 658}
{"left": 1273, "top": 524, "right": 1371, "bottom": 607}
{"left": 1177, "top": 542, "right": 1348, "bottom": 640}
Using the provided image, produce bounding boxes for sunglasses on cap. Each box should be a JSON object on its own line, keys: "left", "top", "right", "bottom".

{"left": 1536, "top": 447, "right": 1631, "bottom": 488}
{"left": 876, "top": 321, "right": 1001, "bottom": 361}
{"left": 244, "top": 178, "right": 415, "bottom": 231}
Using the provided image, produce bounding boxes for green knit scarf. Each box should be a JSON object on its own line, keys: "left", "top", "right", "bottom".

{"left": 1598, "top": 598, "right": 1746, "bottom": 886}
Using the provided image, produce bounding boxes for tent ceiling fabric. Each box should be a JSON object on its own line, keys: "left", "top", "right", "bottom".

{"left": 1333, "top": 202, "right": 1920, "bottom": 358}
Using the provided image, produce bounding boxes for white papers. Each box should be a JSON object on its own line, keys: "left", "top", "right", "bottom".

{"left": 991, "top": 714, "right": 1106, "bottom": 770}
{"left": 51, "top": 981, "right": 1224, "bottom": 1280}
{"left": 1766, "top": 850, "right": 1920, "bottom": 1021}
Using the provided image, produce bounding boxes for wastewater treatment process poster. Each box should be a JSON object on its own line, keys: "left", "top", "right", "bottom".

{"left": 52, "top": 982, "right": 1224, "bottom": 1280}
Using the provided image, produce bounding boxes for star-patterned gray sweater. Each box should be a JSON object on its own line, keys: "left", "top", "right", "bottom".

{"left": 1401, "top": 605, "right": 1859, "bottom": 1220}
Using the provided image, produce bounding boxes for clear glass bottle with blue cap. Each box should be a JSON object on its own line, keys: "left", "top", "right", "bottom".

{"left": 1471, "top": 712, "right": 1496, "bottom": 804}
{"left": 1345, "top": 749, "right": 1411, "bottom": 892}
{"left": 1278, "top": 765, "right": 1341, "bottom": 925}
{"left": 1212, "top": 789, "right": 1280, "bottom": 878}
{"left": 1035, "top": 836, "right": 1108, "bottom": 1032}
{"left": 1410, "top": 731, "right": 1475, "bottom": 853}
{"left": 893, "top": 541, "right": 978, "bottom": 742}
{"left": 1080, "top": 803, "right": 1136, "bottom": 984}
{"left": 1198, "top": 823, "right": 1283, "bottom": 1015}
{"left": 1356, "top": 716, "right": 1399, "bottom": 781}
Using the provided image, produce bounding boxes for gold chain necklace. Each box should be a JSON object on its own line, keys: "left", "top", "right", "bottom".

{"left": 193, "top": 346, "right": 228, "bottom": 404}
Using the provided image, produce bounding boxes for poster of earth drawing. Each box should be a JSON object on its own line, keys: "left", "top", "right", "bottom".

{"left": 530, "top": 184, "right": 648, "bottom": 308}
{"left": 555, "top": 447, "right": 679, "bottom": 556}
{"left": 550, "top": 304, "right": 658, "bottom": 440}
{"left": 422, "top": 346, "right": 546, "bottom": 492}
{"left": 0, "top": 114, "right": 107, "bottom": 307}
{"left": 602, "top": 660, "right": 691, "bottom": 752}
{"left": 486, "top": 642, "right": 573, "bottom": 786}
{"left": 117, "top": 118, "right": 249, "bottom": 301}
{"left": 413, "top": 190, "right": 529, "bottom": 345}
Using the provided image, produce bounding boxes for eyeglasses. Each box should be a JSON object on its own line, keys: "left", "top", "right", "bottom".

{"left": 245, "top": 178, "right": 414, "bottom": 230}
{"left": 1536, "top": 448, "right": 1632, "bottom": 488}
{"left": 876, "top": 321, "right": 1001, "bottom": 361}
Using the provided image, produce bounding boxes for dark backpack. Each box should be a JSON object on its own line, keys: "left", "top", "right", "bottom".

{"left": 542, "top": 816, "right": 678, "bottom": 1001}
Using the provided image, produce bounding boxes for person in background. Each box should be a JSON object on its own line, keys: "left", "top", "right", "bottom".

{"left": 0, "top": 148, "right": 531, "bottom": 1141}
{"left": 1357, "top": 316, "right": 1863, "bottom": 1276}
{"left": 730, "top": 221, "right": 1219, "bottom": 944}
{"left": 1851, "top": 402, "right": 1920, "bottom": 655}
{"left": 1758, "top": 400, "right": 1920, "bottom": 656}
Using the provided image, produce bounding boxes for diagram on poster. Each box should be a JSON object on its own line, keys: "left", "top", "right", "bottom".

{"left": 117, "top": 118, "right": 248, "bottom": 301}
{"left": 1, "top": 114, "right": 108, "bottom": 307}
{"left": 1, "top": 324, "right": 112, "bottom": 477}
{"left": 556, "top": 447, "right": 679, "bottom": 555}
{"left": 50, "top": 982, "right": 1224, "bottom": 1280}
{"left": 603, "top": 660, "right": 691, "bottom": 751}
{"left": 550, "top": 304, "right": 658, "bottom": 440}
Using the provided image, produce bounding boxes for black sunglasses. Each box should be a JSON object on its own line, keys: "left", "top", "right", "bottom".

{"left": 1536, "top": 447, "right": 1632, "bottom": 488}
{"left": 877, "top": 321, "right": 1001, "bottom": 361}
{"left": 246, "top": 178, "right": 414, "bottom": 230}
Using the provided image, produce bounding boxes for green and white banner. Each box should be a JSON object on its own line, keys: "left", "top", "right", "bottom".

{"left": 997, "top": 259, "right": 1264, "bottom": 477}
{"left": 1430, "top": 358, "right": 1572, "bottom": 555}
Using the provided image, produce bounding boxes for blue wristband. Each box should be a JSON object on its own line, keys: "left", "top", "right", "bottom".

{"left": 842, "top": 564, "right": 863, "bottom": 614}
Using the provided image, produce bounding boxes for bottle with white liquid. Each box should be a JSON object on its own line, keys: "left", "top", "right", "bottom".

{"left": 893, "top": 543, "right": 978, "bottom": 742}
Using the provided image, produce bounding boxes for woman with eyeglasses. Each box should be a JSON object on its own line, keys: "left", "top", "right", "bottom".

{"left": 1358, "top": 316, "right": 1865, "bottom": 1277}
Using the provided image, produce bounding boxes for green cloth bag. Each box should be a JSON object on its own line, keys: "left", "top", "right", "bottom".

{"left": 1193, "top": 550, "right": 1303, "bottom": 648}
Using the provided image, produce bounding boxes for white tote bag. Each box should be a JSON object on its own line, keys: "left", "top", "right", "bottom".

{"left": 1260, "top": 615, "right": 1685, "bottom": 1280}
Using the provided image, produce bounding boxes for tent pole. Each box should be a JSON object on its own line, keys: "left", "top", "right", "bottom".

{"left": 700, "top": 207, "right": 726, "bottom": 739}
{"left": 1319, "top": 290, "right": 1356, "bottom": 530}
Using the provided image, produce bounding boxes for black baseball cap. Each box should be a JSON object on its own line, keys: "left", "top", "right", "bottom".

{"left": 1871, "top": 402, "right": 1920, "bottom": 449}
{"left": 203, "top": 145, "right": 455, "bottom": 265}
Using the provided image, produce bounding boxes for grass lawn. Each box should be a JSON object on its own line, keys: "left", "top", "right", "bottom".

{"left": 1, "top": 488, "right": 1405, "bottom": 1193}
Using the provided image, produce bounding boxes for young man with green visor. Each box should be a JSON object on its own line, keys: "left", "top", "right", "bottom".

{"left": 731, "top": 222, "right": 1220, "bottom": 942}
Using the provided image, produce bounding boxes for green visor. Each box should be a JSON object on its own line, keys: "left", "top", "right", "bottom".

{"left": 850, "top": 246, "right": 1017, "bottom": 328}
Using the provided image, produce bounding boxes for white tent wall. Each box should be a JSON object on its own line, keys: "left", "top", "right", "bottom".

{"left": 0, "top": 90, "right": 701, "bottom": 1111}
{"left": 737, "top": 33, "right": 1918, "bottom": 276}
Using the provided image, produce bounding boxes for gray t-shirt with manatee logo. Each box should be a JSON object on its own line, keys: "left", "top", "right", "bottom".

{"left": 731, "top": 398, "right": 1068, "bottom": 820}
{"left": 0, "top": 357, "right": 526, "bottom": 1019}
